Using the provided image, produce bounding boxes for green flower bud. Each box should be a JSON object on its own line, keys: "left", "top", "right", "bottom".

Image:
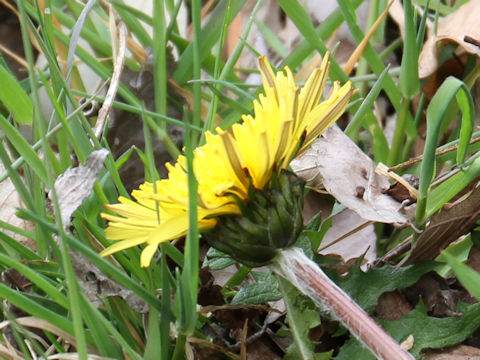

{"left": 205, "top": 170, "right": 305, "bottom": 268}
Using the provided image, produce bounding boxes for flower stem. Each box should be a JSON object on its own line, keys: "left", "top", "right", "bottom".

{"left": 272, "top": 247, "right": 413, "bottom": 360}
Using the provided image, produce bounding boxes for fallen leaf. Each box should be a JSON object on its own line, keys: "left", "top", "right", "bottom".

{"left": 423, "top": 345, "right": 480, "bottom": 359}
{"left": 376, "top": 290, "right": 413, "bottom": 321}
{"left": 291, "top": 124, "right": 413, "bottom": 225}
{"left": 50, "top": 148, "right": 108, "bottom": 228}
{"left": 387, "top": 0, "right": 405, "bottom": 38}
{"left": 50, "top": 149, "right": 148, "bottom": 312}
{"left": 402, "top": 272, "right": 468, "bottom": 318}
{"left": 401, "top": 184, "right": 480, "bottom": 265}
{"left": 0, "top": 145, "right": 35, "bottom": 250}
{"left": 418, "top": 0, "right": 480, "bottom": 78}
{"left": 319, "top": 209, "right": 377, "bottom": 264}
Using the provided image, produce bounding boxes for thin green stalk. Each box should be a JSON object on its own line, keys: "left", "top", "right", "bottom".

{"left": 380, "top": 37, "right": 402, "bottom": 60}
{"left": 399, "top": 0, "right": 419, "bottom": 97}
{"left": 179, "top": 0, "right": 201, "bottom": 337}
{"left": 191, "top": 0, "right": 202, "bottom": 130}
{"left": 171, "top": 333, "right": 187, "bottom": 360}
{"left": 153, "top": 0, "right": 167, "bottom": 126}
{"left": 387, "top": 98, "right": 411, "bottom": 166}
{"left": 145, "top": 116, "right": 181, "bottom": 159}
{"left": 0, "top": 231, "right": 40, "bottom": 260}
{"left": 142, "top": 101, "right": 166, "bottom": 358}
{"left": 160, "top": 248, "right": 173, "bottom": 360}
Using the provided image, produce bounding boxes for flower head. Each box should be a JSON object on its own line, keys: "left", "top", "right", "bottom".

{"left": 101, "top": 53, "right": 354, "bottom": 267}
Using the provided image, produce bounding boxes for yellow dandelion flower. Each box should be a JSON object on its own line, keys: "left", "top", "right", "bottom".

{"left": 101, "top": 53, "right": 354, "bottom": 267}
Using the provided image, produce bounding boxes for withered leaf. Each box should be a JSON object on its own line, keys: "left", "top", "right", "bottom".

{"left": 401, "top": 184, "right": 480, "bottom": 266}
{"left": 423, "top": 345, "right": 480, "bottom": 360}
{"left": 320, "top": 209, "right": 377, "bottom": 265}
{"left": 50, "top": 149, "right": 148, "bottom": 312}
{"left": 291, "top": 125, "right": 413, "bottom": 225}
{"left": 50, "top": 148, "right": 108, "bottom": 228}
{"left": 418, "top": 0, "right": 480, "bottom": 78}
{"left": 0, "top": 144, "right": 35, "bottom": 249}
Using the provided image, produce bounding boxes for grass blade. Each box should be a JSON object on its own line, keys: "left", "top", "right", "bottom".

{"left": 0, "top": 66, "right": 33, "bottom": 124}
{"left": 416, "top": 77, "right": 474, "bottom": 225}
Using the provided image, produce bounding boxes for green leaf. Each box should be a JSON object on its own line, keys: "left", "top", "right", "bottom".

{"left": 346, "top": 65, "right": 390, "bottom": 135}
{"left": 399, "top": 0, "right": 419, "bottom": 97}
{"left": 231, "top": 271, "right": 281, "bottom": 304}
{"left": 427, "top": 156, "right": 480, "bottom": 216}
{"left": 440, "top": 251, "right": 480, "bottom": 301}
{"left": 203, "top": 247, "right": 237, "bottom": 270}
{"left": 284, "top": 345, "right": 332, "bottom": 360}
{"left": 0, "top": 65, "right": 33, "bottom": 124}
{"left": 328, "top": 261, "right": 437, "bottom": 312}
{"left": 277, "top": 276, "right": 320, "bottom": 360}
{"left": 416, "top": 77, "right": 474, "bottom": 224}
{"left": 338, "top": 301, "right": 480, "bottom": 359}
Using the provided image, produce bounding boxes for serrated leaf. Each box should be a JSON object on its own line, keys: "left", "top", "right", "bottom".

{"left": 337, "top": 301, "right": 480, "bottom": 359}
{"left": 296, "top": 231, "right": 315, "bottom": 259}
{"left": 203, "top": 247, "right": 236, "bottom": 270}
{"left": 231, "top": 271, "right": 281, "bottom": 304}
{"left": 277, "top": 276, "right": 320, "bottom": 359}
{"left": 294, "top": 211, "right": 325, "bottom": 257}
{"left": 328, "top": 261, "right": 437, "bottom": 312}
{"left": 0, "top": 65, "right": 33, "bottom": 124}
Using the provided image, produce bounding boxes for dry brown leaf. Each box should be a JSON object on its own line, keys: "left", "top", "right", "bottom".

{"left": 291, "top": 124, "right": 413, "bottom": 225}
{"left": 423, "top": 345, "right": 480, "bottom": 359}
{"left": 319, "top": 209, "right": 377, "bottom": 264}
{"left": 418, "top": 0, "right": 480, "bottom": 78}
{"left": 50, "top": 149, "right": 148, "bottom": 312}
{"left": 388, "top": 0, "right": 406, "bottom": 39}
{"left": 50, "top": 149, "right": 108, "bottom": 228}
{"left": 401, "top": 183, "right": 480, "bottom": 266}
{"left": 376, "top": 290, "right": 413, "bottom": 321}
{"left": 0, "top": 317, "right": 99, "bottom": 355}
{"left": 0, "top": 145, "right": 35, "bottom": 250}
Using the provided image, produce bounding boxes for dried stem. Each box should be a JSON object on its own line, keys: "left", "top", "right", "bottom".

{"left": 272, "top": 247, "right": 413, "bottom": 360}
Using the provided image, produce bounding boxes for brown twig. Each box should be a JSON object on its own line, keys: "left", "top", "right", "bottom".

{"left": 93, "top": 8, "right": 127, "bottom": 139}
{"left": 389, "top": 135, "right": 480, "bottom": 172}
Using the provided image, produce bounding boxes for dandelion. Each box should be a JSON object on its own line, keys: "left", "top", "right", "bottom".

{"left": 100, "top": 53, "right": 414, "bottom": 360}
{"left": 100, "top": 53, "right": 353, "bottom": 267}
